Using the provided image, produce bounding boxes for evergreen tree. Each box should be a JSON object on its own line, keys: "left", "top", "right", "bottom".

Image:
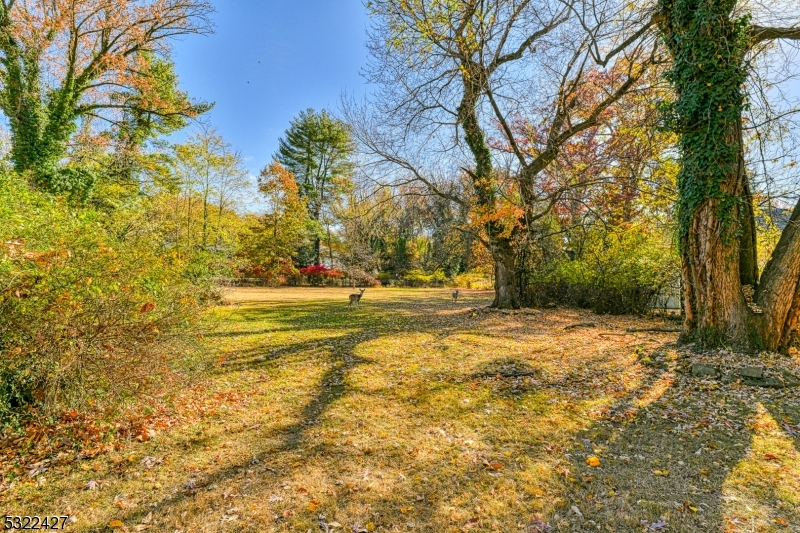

{"left": 275, "top": 108, "right": 354, "bottom": 265}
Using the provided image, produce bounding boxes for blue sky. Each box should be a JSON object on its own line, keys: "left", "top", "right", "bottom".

{"left": 170, "top": 1, "right": 372, "bottom": 177}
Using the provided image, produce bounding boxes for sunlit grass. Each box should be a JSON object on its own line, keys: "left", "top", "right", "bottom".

{"left": 722, "top": 404, "right": 800, "bottom": 531}
{"left": 2, "top": 288, "right": 798, "bottom": 532}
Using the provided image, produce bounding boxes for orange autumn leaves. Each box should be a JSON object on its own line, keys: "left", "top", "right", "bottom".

{"left": 0, "top": 0, "right": 212, "bottom": 145}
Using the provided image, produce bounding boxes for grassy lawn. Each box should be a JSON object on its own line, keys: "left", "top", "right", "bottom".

{"left": 2, "top": 287, "right": 799, "bottom": 532}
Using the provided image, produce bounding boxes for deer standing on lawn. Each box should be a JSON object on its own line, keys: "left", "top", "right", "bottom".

{"left": 349, "top": 288, "right": 365, "bottom": 308}
{"left": 452, "top": 289, "right": 459, "bottom": 303}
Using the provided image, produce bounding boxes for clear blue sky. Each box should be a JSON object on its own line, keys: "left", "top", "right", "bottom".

{"left": 170, "top": 1, "right": 372, "bottom": 177}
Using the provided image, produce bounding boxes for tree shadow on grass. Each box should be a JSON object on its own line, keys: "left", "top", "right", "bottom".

{"left": 547, "top": 346, "right": 800, "bottom": 532}
{"left": 107, "top": 293, "right": 489, "bottom": 529}
{"left": 108, "top": 327, "right": 376, "bottom": 529}
{"left": 46, "top": 294, "right": 796, "bottom": 532}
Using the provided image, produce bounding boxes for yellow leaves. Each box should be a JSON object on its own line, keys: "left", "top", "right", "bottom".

{"left": 366, "top": 522, "right": 376, "bottom": 532}
{"left": 653, "top": 469, "right": 669, "bottom": 476}
{"left": 108, "top": 520, "right": 124, "bottom": 529}
{"left": 306, "top": 499, "right": 320, "bottom": 512}
{"left": 586, "top": 456, "right": 601, "bottom": 467}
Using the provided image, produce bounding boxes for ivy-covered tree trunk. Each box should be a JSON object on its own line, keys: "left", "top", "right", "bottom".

{"left": 458, "top": 77, "right": 520, "bottom": 309}
{"left": 660, "top": 0, "right": 800, "bottom": 352}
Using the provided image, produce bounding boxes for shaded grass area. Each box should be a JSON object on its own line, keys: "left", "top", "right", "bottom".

{"left": 1, "top": 288, "right": 799, "bottom": 532}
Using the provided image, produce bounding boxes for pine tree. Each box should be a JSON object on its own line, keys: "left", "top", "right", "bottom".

{"left": 275, "top": 109, "right": 354, "bottom": 265}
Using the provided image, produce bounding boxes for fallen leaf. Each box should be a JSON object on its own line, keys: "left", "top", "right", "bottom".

{"left": 528, "top": 517, "right": 552, "bottom": 532}
{"left": 108, "top": 520, "right": 124, "bottom": 529}
{"left": 586, "top": 456, "right": 601, "bottom": 467}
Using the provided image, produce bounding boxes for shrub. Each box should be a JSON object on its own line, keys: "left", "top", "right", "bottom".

{"left": 402, "top": 269, "right": 447, "bottom": 286}
{"left": 299, "top": 264, "right": 345, "bottom": 285}
{"left": 0, "top": 173, "right": 211, "bottom": 425}
{"left": 345, "top": 267, "right": 382, "bottom": 287}
{"left": 525, "top": 224, "right": 679, "bottom": 315}
{"left": 454, "top": 272, "right": 493, "bottom": 290}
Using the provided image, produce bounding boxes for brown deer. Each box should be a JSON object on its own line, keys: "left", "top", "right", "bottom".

{"left": 452, "top": 289, "right": 460, "bottom": 303}
{"left": 349, "top": 288, "right": 365, "bottom": 308}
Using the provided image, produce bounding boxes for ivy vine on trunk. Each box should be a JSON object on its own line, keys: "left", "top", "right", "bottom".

{"left": 658, "top": 0, "right": 800, "bottom": 352}
{"left": 0, "top": 0, "right": 212, "bottom": 199}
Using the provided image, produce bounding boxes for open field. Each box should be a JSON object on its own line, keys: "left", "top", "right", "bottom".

{"left": 2, "top": 287, "right": 799, "bottom": 532}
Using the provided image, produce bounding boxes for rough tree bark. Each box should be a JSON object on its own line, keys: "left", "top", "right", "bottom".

{"left": 659, "top": 0, "right": 800, "bottom": 352}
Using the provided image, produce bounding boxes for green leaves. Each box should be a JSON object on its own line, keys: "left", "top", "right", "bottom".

{"left": 657, "top": 0, "right": 751, "bottom": 240}
{"left": 275, "top": 108, "right": 355, "bottom": 219}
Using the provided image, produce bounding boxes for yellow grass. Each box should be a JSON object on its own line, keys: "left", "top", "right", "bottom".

{"left": 2, "top": 287, "right": 799, "bottom": 532}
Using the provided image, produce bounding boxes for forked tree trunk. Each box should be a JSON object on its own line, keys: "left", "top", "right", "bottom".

{"left": 681, "top": 125, "right": 800, "bottom": 352}
{"left": 659, "top": 0, "right": 800, "bottom": 353}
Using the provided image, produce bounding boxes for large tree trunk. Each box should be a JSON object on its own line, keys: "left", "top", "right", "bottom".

{"left": 680, "top": 117, "right": 751, "bottom": 346}
{"left": 681, "top": 133, "right": 800, "bottom": 352}
{"left": 313, "top": 236, "right": 322, "bottom": 266}
{"left": 752, "top": 197, "right": 800, "bottom": 351}
{"left": 491, "top": 237, "right": 520, "bottom": 309}
{"left": 659, "top": 0, "right": 800, "bottom": 353}
{"left": 458, "top": 73, "right": 522, "bottom": 308}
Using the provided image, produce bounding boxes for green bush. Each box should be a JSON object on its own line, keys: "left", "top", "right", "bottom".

{"left": 0, "top": 173, "right": 211, "bottom": 425}
{"left": 526, "top": 224, "right": 678, "bottom": 315}
{"left": 453, "top": 272, "right": 493, "bottom": 290}
{"left": 402, "top": 269, "right": 447, "bottom": 286}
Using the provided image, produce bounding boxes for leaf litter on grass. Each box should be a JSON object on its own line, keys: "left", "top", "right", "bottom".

{"left": 1, "top": 287, "right": 798, "bottom": 532}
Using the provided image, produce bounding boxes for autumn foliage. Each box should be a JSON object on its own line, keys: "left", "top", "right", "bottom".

{"left": 299, "top": 264, "right": 344, "bottom": 279}
{"left": 0, "top": 172, "right": 211, "bottom": 423}
{"left": 0, "top": 0, "right": 212, "bottom": 194}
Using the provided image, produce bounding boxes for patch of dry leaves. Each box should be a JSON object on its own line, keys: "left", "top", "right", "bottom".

{"left": 0, "top": 288, "right": 797, "bottom": 533}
